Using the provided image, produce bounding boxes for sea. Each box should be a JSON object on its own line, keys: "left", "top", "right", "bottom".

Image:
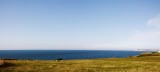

{"left": 0, "top": 50, "right": 143, "bottom": 60}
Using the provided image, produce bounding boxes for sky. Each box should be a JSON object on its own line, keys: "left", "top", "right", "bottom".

{"left": 0, "top": 0, "right": 160, "bottom": 50}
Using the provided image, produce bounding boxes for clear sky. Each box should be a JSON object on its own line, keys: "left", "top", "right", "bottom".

{"left": 0, "top": 0, "right": 160, "bottom": 50}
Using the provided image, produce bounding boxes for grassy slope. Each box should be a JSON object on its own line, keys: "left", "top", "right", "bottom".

{"left": 0, "top": 56, "right": 160, "bottom": 72}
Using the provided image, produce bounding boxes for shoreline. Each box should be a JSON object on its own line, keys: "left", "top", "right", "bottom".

{"left": 1, "top": 55, "right": 160, "bottom": 72}
{"left": 1, "top": 51, "right": 159, "bottom": 61}
{"left": 0, "top": 52, "right": 160, "bottom": 72}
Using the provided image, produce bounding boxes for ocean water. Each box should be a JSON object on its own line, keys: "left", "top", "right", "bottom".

{"left": 0, "top": 50, "right": 143, "bottom": 60}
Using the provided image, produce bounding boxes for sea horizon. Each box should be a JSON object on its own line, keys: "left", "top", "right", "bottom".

{"left": 0, "top": 50, "right": 144, "bottom": 60}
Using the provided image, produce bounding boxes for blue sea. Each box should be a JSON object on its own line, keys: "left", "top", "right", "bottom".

{"left": 0, "top": 50, "right": 143, "bottom": 60}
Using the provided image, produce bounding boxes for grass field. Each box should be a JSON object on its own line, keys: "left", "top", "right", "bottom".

{"left": 1, "top": 55, "right": 160, "bottom": 72}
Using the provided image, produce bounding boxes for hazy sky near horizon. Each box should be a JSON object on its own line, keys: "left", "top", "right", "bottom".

{"left": 0, "top": 0, "right": 160, "bottom": 50}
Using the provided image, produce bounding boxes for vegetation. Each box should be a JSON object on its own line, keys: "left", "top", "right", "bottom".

{"left": 1, "top": 53, "right": 160, "bottom": 72}
{"left": 137, "top": 52, "right": 160, "bottom": 57}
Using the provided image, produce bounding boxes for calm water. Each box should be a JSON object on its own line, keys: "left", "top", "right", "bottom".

{"left": 0, "top": 50, "right": 143, "bottom": 60}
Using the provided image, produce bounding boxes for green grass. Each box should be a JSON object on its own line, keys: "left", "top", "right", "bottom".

{"left": 1, "top": 56, "right": 160, "bottom": 72}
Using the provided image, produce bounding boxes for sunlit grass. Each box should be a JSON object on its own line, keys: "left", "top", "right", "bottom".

{"left": 1, "top": 56, "right": 160, "bottom": 72}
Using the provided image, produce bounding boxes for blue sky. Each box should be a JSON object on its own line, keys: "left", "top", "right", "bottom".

{"left": 0, "top": 0, "right": 160, "bottom": 50}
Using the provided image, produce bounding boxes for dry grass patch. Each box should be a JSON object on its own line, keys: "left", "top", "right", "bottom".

{"left": 0, "top": 56, "right": 160, "bottom": 72}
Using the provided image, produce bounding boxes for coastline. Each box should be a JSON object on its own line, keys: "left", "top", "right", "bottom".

{"left": 1, "top": 52, "right": 160, "bottom": 72}
{"left": 1, "top": 56, "right": 160, "bottom": 72}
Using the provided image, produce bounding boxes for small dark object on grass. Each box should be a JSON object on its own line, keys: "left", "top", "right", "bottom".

{"left": 129, "top": 56, "right": 132, "bottom": 58}
{"left": 56, "top": 58, "right": 63, "bottom": 61}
